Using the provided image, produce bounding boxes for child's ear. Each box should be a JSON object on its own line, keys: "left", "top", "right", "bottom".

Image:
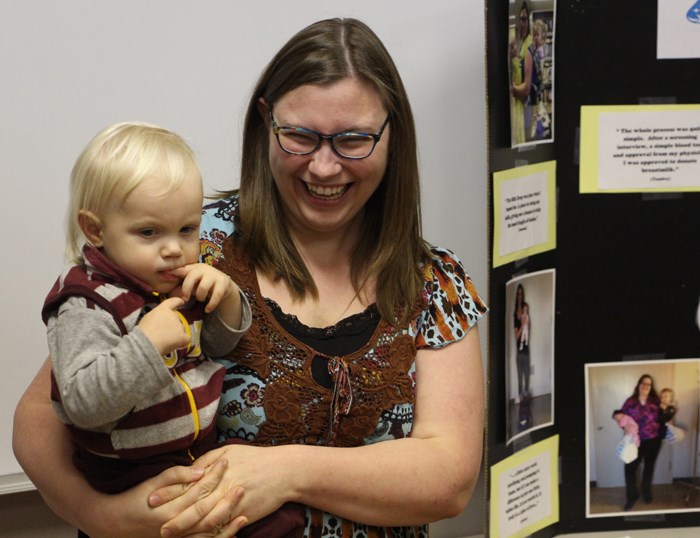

{"left": 78, "top": 210, "right": 104, "bottom": 247}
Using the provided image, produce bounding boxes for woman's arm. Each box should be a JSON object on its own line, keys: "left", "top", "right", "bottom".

{"left": 159, "top": 326, "right": 485, "bottom": 534}
{"left": 13, "top": 358, "right": 245, "bottom": 538}
{"left": 13, "top": 358, "right": 96, "bottom": 527}
{"left": 511, "top": 49, "right": 533, "bottom": 101}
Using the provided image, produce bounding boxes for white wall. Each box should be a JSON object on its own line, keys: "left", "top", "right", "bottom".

{"left": 0, "top": 1, "right": 487, "bottom": 535}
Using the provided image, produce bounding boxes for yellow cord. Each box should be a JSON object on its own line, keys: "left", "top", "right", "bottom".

{"left": 174, "top": 370, "right": 200, "bottom": 461}
{"left": 160, "top": 297, "right": 194, "bottom": 367}
{"left": 154, "top": 293, "right": 199, "bottom": 460}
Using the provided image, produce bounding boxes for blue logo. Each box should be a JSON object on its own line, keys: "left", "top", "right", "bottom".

{"left": 688, "top": 0, "right": 700, "bottom": 23}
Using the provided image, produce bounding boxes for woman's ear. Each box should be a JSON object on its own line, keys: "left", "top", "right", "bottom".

{"left": 78, "top": 210, "right": 104, "bottom": 247}
{"left": 257, "top": 97, "right": 271, "bottom": 127}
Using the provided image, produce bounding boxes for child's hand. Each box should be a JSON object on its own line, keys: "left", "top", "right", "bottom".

{"left": 173, "top": 263, "right": 238, "bottom": 313}
{"left": 138, "top": 297, "right": 189, "bottom": 355}
{"left": 173, "top": 264, "right": 243, "bottom": 330}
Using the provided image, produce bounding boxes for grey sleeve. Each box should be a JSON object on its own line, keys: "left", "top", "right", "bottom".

{"left": 47, "top": 297, "right": 173, "bottom": 429}
{"left": 201, "top": 290, "right": 252, "bottom": 357}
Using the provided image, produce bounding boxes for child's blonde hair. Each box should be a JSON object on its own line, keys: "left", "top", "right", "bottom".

{"left": 66, "top": 122, "right": 201, "bottom": 263}
{"left": 660, "top": 387, "right": 674, "bottom": 400}
{"left": 532, "top": 19, "right": 548, "bottom": 39}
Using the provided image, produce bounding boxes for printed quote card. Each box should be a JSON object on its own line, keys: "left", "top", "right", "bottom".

{"left": 492, "top": 161, "right": 557, "bottom": 267}
{"left": 580, "top": 105, "right": 700, "bottom": 193}
{"left": 490, "top": 435, "right": 560, "bottom": 538}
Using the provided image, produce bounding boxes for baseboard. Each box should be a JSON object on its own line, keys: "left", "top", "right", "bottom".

{"left": 0, "top": 472, "right": 35, "bottom": 495}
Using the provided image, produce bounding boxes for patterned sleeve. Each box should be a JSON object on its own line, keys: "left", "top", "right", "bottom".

{"left": 199, "top": 195, "right": 238, "bottom": 266}
{"left": 415, "top": 246, "right": 488, "bottom": 350}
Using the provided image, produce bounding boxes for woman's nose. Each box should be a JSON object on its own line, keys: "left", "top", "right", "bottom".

{"left": 308, "top": 140, "right": 342, "bottom": 178}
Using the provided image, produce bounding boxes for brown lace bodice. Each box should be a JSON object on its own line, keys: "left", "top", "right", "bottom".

{"left": 217, "top": 236, "right": 417, "bottom": 448}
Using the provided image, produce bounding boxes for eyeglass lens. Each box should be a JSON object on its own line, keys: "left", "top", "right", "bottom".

{"left": 276, "top": 128, "right": 377, "bottom": 158}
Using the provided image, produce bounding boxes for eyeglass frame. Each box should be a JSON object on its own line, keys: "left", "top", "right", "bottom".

{"left": 268, "top": 110, "right": 390, "bottom": 160}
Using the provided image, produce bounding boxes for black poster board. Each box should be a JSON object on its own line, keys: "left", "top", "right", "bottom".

{"left": 485, "top": 1, "right": 700, "bottom": 535}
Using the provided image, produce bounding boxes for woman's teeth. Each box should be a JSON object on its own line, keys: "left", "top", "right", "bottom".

{"left": 306, "top": 183, "right": 347, "bottom": 199}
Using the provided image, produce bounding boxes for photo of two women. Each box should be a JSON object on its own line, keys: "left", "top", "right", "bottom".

{"left": 508, "top": 0, "right": 555, "bottom": 148}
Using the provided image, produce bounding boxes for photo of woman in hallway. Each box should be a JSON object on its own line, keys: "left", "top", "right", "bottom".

{"left": 586, "top": 359, "right": 700, "bottom": 517}
{"left": 505, "top": 269, "right": 555, "bottom": 444}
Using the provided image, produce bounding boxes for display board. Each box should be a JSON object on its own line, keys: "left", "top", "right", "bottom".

{"left": 486, "top": 1, "right": 700, "bottom": 536}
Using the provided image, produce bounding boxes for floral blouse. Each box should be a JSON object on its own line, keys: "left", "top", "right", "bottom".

{"left": 199, "top": 194, "right": 487, "bottom": 537}
{"left": 622, "top": 396, "right": 661, "bottom": 441}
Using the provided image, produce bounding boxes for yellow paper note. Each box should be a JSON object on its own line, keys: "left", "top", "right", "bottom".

{"left": 490, "top": 435, "right": 560, "bottom": 538}
{"left": 493, "top": 161, "right": 557, "bottom": 267}
{"left": 580, "top": 104, "right": 700, "bottom": 193}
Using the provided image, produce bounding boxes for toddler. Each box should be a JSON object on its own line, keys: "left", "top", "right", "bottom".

{"left": 43, "top": 122, "right": 251, "bottom": 493}
{"left": 519, "top": 303, "right": 530, "bottom": 351}
{"left": 658, "top": 387, "right": 678, "bottom": 439}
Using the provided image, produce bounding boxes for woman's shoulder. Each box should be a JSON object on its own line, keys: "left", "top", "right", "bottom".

{"left": 200, "top": 193, "right": 239, "bottom": 266}
{"left": 202, "top": 192, "right": 239, "bottom": 222}
{"left": 414, "top": 245, "right": 488, "bottom": 348}
{"left": 421, "top": 246, "right": 485, "bottom": 305}
{"left": 422, "top": 245, "right": 469, "bottom": 273}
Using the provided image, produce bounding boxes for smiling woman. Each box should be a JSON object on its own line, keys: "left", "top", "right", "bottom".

{"left": 8, "top": 4, "right": 488, "bottom": 538}
{"left": 259, "top": 78, "right": 391, "bottom": 259}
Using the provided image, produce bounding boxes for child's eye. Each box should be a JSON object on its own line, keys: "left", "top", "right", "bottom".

{"left": 139, "top": 229, "right": 157, "bottom": 238}
{"left": 180, "top": 225, "right": 197, "bottom": 235}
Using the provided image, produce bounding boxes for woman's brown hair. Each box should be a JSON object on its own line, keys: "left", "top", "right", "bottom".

{"left": 227, "top": 18, "right": 430, "bottom": 325}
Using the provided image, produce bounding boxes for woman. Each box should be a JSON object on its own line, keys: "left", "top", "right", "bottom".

{"left": 620, "top": 374, "right": 662, "bottom": 511}
{"left": 510, "top": 1, "right": 534, "bottom": 145}
{"left": 513, "top": 284, "right": 530, "bottom": 402}
{"left": 13, "top": 18, "right": 487, "bottom": 537}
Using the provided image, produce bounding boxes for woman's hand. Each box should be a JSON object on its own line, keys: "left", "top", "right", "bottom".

{"left": 78, "top": 460, "right": 244, "bottom": 538}
{"left": 151, "top": 444, "right": 290, "bottom": 537}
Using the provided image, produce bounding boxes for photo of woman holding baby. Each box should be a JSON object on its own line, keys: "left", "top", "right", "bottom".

{"left": 586, "top": 360, "right": 700, "bottom": 517}
{"left": 505, "top": 270, "right": 555, "bottom": 444}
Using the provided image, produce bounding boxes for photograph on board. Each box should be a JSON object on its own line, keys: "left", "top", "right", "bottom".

{"left": 586, "top": 359, "right": 700, "bottom": 517}
{"left": 505, "top": 269, "right": 555, "bottom": 445}
{"left": 508, "top": 0, "right": 555, "bottom": 148}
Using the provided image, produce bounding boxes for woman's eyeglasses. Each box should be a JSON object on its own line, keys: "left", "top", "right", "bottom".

{"left": 269, "top": 111, "right": 390, "bottom": 160}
